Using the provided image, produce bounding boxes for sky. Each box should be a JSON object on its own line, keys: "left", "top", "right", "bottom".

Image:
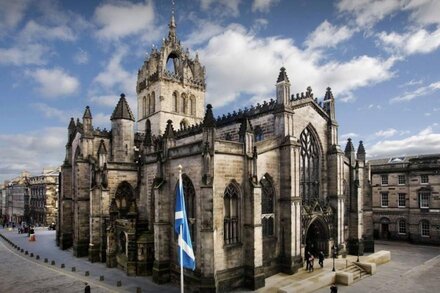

{"left": 1, "top": 0, "right": 440, "bottom": 182}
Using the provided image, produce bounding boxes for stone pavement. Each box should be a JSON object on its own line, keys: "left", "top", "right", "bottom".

{"left": 0, "top": 227, "right": 178, "bottom": 293}
{"left": 315, "top": 240, "right": 440, "bottom": 293}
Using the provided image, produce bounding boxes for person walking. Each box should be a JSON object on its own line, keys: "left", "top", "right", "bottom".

{"left": 305, "top": 251, "right": 310, "bottom": 271}
{"left": 309, "top": 254, "right": 315, "bottom": 272}
{"left": 84, "top": 282, "right": 91, "bottom": 293}
{"left": 330, "top": 283, "right": 338, "bottom": 293}
{"left": 319, "top": 251, "right": 325, "bottom": 268}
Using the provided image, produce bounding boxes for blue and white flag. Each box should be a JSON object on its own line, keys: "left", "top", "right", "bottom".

{"left": 175, "top": 173, "right": 196, "bottom": 270}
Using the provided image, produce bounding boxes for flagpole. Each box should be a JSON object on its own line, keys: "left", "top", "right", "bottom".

{"left": 178, "top": 164, "right": 184, "bottom": 293}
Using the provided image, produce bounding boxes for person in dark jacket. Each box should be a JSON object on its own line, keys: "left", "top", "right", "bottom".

{"left": 330, "top": 283, "right": 338, "bottom": 293}
{"left": 318, "top": 251, "right": 325, "bottom": 268}
{"left": 84, "top": 282, "right": 91, "bottom": 293}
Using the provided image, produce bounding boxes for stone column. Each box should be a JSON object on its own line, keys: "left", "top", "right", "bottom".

{"left": 59, "top": 164, "right": 73, "bottom": 250}
{"left": 73, "top": 160, "right": 90, "bottom": 257}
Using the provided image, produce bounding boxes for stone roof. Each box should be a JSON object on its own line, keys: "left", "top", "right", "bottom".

{"left": 111, "top": 94, "right": 135, "bottom": 121}
{"left": 368, "top": 154, "right": 440, "bottom": 165}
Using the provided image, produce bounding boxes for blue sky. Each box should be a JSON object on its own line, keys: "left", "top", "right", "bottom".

{"left": 1, "top": 0, "right": 440, "bottom": 182}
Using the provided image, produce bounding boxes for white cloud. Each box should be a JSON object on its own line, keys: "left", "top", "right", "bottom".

{"left": 341, "top": 132, "right": 359, "bottom": 140}
{"left": 375, "top": 128, "right": 398, "bottom": 137}
{"left": 0, "top": 127, "right": 66, "bottom": 182}
{"left": 19, "top": 20, "right": 76, "bottom": 42}
{"left": 94, "top": 0, "right": 155, "bottom": 40}
{"left": 198, "top": 0, "right": 241, "bottom": 17}
{"left": 27, "top": 68, "right": 80, "bottom": 98}
{"left": 378, "top": 27, "right": 440, "bottom": 56}
{"left": 369, "top": 126, "right": 440, "bottom": 158}
{"left": 336, "top": 0, "right": 401, "bottom": 28}
{"left": 90, "top": 95, "right": 120, "bottom": 107}
{"left": 32, "top": 103, "right": 71, "bottom": 122}
{"left": 404, "top": 0, "right": 440, "bottom": 26}
{"left": 0, "top": 44, "right": 49, "bottom": 66}
{"left": 391, "top": 81, "right": 440, "bottom": 103}
{"left": 199, "top": 26, "right": 395, "bottom": 107}
{"left": 0, "top": 0, "right": 29, "bottom": 35}
{"left": 74, "top": 48, "right": 89, "bottom": 64}
{"left": 305, "top": 20, "right": 354, "bottom": 50}
{"left": 93, "top": 46, "right": 136, "bottom": 96}
{"left": 252, "top": 0, "right": 280, "bottom": 13}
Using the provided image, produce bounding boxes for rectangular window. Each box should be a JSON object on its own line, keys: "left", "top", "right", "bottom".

{"left": 381, "top": 192, "right": 389, "bottom": 207}
{"left": 398, "top": 175, "right": 406, "bottom": 185}
{"left": 398, "top": 221, "right": 407, "bottom": 234}
{"left": 421, "top": 175, "right": 429, "bottom": 184}
{"left": 381, "top": 175, "right": 388, "bottom": 185}
{"left": 419, "top": 192, "right": 430, "bottom": 208}
{"left": 398, "top": 193, "right": 406, "bottom": 207}
{"left": 421, "top": 221, "right": 430, "bottom": 237}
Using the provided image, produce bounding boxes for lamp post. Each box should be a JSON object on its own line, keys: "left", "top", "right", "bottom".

{"left": 356, "top": 240, "right": 360, "bottom": 262}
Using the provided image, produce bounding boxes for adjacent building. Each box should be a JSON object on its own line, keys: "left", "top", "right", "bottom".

{"left": 369, "top": 154, "right": 440, "bottom": 245}
{"left": 57, "top": 13, "right": 371, "bottom": 292}
{"left": 4, "top": 171, "right": 30, "bottom": 224}
{"left": 28, "top": 168, "right": 60, "bottom": 226}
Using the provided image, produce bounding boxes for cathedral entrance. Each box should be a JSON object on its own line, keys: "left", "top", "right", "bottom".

{"left": 305, "top": 218, "right": 328, "bottom": 257}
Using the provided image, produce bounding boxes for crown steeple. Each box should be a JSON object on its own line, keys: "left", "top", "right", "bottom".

{"left": 168, "top": 1, "right": 177, "bottom": 42}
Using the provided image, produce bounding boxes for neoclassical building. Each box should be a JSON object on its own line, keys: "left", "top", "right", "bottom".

{"left": 369, "top": 154, "right": 440, "bottom": 245}
{"left": 58, "top": 14, "right": 370, "bottom": 292}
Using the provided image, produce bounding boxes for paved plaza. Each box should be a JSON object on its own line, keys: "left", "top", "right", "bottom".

{"left": 1, "top": 228, "right": 440, "bottom": 293}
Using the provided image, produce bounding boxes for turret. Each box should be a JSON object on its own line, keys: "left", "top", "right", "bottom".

{"left": 82, "top": 106, "right": 93, "bottom": 137}
{"left": 276, "top": 67, "right": 291, "bottom": 105}
{"left": 111, "top": 93, "right": 135, "bottom": 162}
{"left": 344, "top": 138, "right": 356, "bottom": 163}
{"left": 323, "top": 87, "right": 335, "bottom": 121}
{"left": 357, "top": 140, "right": 366, "bottom": 162}
{"left": 67, "top": 117, "right": 76, "bottom": 144}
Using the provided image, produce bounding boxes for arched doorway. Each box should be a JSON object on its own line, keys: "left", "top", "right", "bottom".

{"left": 306, "top": 218, "right": 328, "bottom": 256}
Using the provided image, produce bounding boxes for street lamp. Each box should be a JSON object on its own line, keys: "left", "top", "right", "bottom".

{"left": 356, "top": 240, "right": 360, "bottom": 262}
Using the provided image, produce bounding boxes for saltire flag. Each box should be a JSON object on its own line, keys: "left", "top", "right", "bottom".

{"left": 174, "top": 174, "right": 196, "bottom": 270}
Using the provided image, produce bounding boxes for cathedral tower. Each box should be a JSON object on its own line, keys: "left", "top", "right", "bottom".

{"left": 136, "top": 12, "right": 206, "bottom": 135}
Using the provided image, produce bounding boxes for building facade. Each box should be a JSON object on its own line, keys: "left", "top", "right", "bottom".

{"left": 5, "top": 171, "right": 30, "bottom": 224}
{"left": 370, "top": 155, "right": 440, "bottom": 245}
{"left": 57, "top": 15, "right": 370, "bottom": 292}
{"left": 28, "top": 168, "right": 60, "bottom": 226}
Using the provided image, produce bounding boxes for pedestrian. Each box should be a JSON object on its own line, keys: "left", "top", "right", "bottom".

{"left": 330, "top": 283, "right": 338, "bottom": 293}
{"left": 305, "top": 251, "right": 310, "bottom": 271}
{"left": 319, "top": 251, "right": 325, "bottom": 268}
{"left": 84, "top": 282, "right": 91, "bottom": 293}
{"left": 309, "top": 254, "right": 314, "bottom": 272}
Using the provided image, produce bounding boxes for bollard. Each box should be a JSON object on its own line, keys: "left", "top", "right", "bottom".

{"left": 85, "top": 271, "right": 89, "bottom": 276}
{"left": 30, "top": 253, "right": 34, "bottom": 257}
{"left": 44, "top": 258, "right": 48, "bottom": 263}
{"left": 51, "top": 260, "right": 55, "bottom": 266}
{"left": 61, "top": 264, "right": 65, "bottom": 268}
{"left": 25, "top": 251, "right": 28, "bottom": 255}
{"left": 36, "top": 255, "right": 40, "bottom": 260}
{"left": 136, "top": 287, "right": 142, "bottom": 293}
{"left": 116, "top": 281, "right": 122, "bottom": 287}
{"left": 20, "top": 249, "right": 24, "bottom": 253}
{"left": 99, "top": 276, "right": 104, "bottom": 281}
{"left": 71, "top": 267, "right": 76, "bottom": 272}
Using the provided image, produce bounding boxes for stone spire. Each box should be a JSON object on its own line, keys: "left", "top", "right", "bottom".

{"left": 203, "top": 104, "right": 216, "bottom": 128}
{"left": 168, "top": 1, "right": 177, "bottom": 42}
{"left": 345, "top": 138, "right": 356, "bottom": 162}
{"left": 83, "top": 106, "right": 92, "bottom": 119}
{"left": 357, "top": 140, "right": 366, "bottom": 161}
{"left": 68, "top": 117, "right": 75, "bottom": 129}
{"left": 111, "top": 93, "right": 135, "bottom": 121}
{"left": 276, "top": 67, "right": 291, "bottom": 105}
{"left": 277, "top": 67, "right": 290, "bottom": 83}
{"left": 323, "top": 87, "right": 336, "bottom": 121}
{"left": 164, "top": 120, "right": 175, "bottom": 139}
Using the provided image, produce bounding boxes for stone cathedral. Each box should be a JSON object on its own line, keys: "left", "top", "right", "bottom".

{"left": 58, "top": 14, "right": 372, "bottom": 292}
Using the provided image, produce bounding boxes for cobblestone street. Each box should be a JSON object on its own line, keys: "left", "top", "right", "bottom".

{"left": 0, "top": 228, "right": 178, "bottom": 293}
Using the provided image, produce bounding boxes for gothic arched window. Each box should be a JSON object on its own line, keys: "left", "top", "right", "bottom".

{"left": 173, "top": 91, "right": 179, "bottom": 112}
{"left": 149, "top": 92, "right": 155, "bottom": 114}
{"left": 177, "top": 174, "right": 196, "bottom": 245}
{"left": 115, "top": 181, "right": 134, "bottom": 218}
{"left": 190, "top": 95, "right": 196, "bottom": 115}
{"left": 255, "top": 126, "right": 264, "bottom": 141}
{"left": 224, "top": 182, "right": 240, "bottom": 244}
{"left": 143, "top": 96, "right": 147, "bottom": 118}
{"left": 261, "top": 174, "right": 275, "bottom": 237}
{"left": 300, "top": 127, "right": 320, "bottom": 204}
{"left": 181, "top": 93, "right": 187, "bottom": 114}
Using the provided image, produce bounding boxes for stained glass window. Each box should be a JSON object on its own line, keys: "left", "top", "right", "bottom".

{"left": 224, "top": 183, "right": 239, "bottom": 244}
{"left": 300, "top": 128, "right": 320, "bottom": 204}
